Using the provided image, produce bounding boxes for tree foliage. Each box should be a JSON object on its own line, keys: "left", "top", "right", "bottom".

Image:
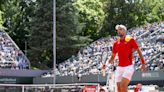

{"left": 73, "top": 0, "right": 107, "bottom": 39}
{"left": 56, "top": 0, "right": 92, "bottom": 62}
{"left": 101, "top": 0, "right": 164, "bottom": 36}
{"left": 26, "top": 0, "right": 53, "bottom": 69}
{"left": 1, "top": 0, "right": 34, "bottom": 51}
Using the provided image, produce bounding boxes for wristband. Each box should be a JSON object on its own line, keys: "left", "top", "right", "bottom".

{"left": 141, "top": 58, "right": 145, "bottom": 64}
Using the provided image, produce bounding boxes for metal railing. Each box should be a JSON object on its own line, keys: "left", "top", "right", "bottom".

{"left": 0, "top": 83, "right": 100, "bottom": 92}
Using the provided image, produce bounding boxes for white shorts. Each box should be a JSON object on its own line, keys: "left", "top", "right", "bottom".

{"left": 115, "top": 65, "right": 134, "bottom": 82}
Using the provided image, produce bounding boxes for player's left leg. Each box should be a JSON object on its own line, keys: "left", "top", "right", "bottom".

{"left": 117, "top": 82, "right": 121, "bottom": 92}
{"left": 120, "top": 65, "right": 135, "bottom": 92}
{"left": 120, "top": 77, "right": 130, "bottom": 92}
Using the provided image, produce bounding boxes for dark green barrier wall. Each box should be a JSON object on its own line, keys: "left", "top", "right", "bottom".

{"left": 0, "top": 77, "right": 33, "bottom": 84}
{"left": 33, "top": 71, "right": 164, "bottom": 87}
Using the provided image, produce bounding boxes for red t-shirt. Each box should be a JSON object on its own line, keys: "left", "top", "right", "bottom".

{"left": 112, "top": 37, "right": 138, "bottom": 67}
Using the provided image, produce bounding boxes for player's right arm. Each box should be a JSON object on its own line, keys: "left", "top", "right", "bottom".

{"left": 108, "top": 53, "right": 116, "bottom": 64}
{"left": 102, "top": 53, "right": 116, "bottom": 69}
{"left": 102, "top": 41, "right": 117, "bottom": 69}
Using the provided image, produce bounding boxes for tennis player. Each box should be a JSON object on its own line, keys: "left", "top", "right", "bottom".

{"left": 102, "top": 24, "right": 146, "bottom": 92}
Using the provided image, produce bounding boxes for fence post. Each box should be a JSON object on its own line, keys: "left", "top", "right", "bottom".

{"left": 22, "top": 85, "right": 24, "bottom": 92}
{"left": 97, "top": 83, "right": 100, "bottom": 92}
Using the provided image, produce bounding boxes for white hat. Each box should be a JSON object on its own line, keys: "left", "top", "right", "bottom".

{"left": 115, "top": 24, "right": 127, "bottom": 32}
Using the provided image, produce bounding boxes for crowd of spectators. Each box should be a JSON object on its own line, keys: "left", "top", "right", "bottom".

{"left": 57, "top": 21, "right": 164, "bottom": 76}
{"left": 0, "top": 29, "right": 29, "bottom": 69}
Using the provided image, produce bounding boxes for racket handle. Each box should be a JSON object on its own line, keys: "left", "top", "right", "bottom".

{"left": 102, "top": 69, "right": 106, "bottom": 77}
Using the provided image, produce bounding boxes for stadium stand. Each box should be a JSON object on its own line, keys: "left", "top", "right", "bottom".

{"left": 0, "top": 29, "right": 30, "bottom": 69}
{"left": 57, "top": 21, "right": 164, "bottom": 76}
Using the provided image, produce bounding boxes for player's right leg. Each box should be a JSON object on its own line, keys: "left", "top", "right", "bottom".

{"left": 115, "top": 66, "right": 124, "bottom": 92}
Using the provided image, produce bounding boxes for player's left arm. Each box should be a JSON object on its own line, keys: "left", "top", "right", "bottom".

{"left": 130, "top": 38, "right": 146, "bottom": 72}
{"left": 136, "top": 47, "right": 146, "bottom": 72}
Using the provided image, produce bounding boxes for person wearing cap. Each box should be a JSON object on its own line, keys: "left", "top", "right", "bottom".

{"left": 102, "top": 24, "right": 146, "bottom": 92}
{"left": 134, "top": 83, "right": 142, "bottom": 92}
